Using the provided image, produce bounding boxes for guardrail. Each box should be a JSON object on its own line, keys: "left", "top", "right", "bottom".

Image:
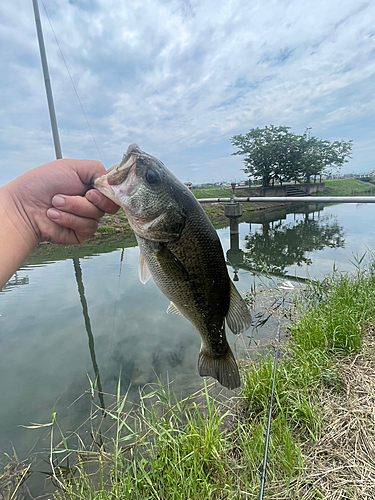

{"left": 197, "top": 196, "right": 375, "bottom": 203}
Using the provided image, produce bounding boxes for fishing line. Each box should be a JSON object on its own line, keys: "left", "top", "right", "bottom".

{"left": 40, "top": 0, "right": 104, "bottom": 163}
{"left": 258, "top": 321, "right": 281, "bottom": 500}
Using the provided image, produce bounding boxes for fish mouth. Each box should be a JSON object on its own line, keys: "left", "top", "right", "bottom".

{"left": 92, "top": 153, "right": 138, "bottom": 198}
{"left": 106, "top": 153, "right": 138, "bottom": 186}
{"left": 92, "top": 174, "right": 115, "bottom": 200}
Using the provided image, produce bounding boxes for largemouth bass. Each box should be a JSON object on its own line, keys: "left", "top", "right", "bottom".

{"left": 94, "top": 144, "right": 251, "bottom": 389}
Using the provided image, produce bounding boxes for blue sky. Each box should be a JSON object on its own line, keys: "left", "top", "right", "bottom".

{"left": 0, "top": 0, "right": 374, "bottom": 185}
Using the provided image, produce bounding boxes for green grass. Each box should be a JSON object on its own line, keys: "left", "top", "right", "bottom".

{"left": 34, "top": 255, "right": 375, "bottom": 499}
{"left": 191, "top": 186, "right": 232, "bottom": 199}
{"left": 96, "top": 226, "right": 119, "bottom": 233}
{"left": 318, "top": 178, "right": 375, "bottom": 196}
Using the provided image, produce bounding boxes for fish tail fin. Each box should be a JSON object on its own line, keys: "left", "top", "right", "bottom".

{"left": 198, "top": 347, "right": 241, "bottom": 390}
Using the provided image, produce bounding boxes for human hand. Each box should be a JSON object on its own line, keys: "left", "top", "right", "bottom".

{"left": 3, "top": 158, "right": 120, "bottom": 246}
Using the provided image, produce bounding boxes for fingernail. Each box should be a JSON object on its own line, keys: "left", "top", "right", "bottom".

{"left": 47, "top": 208, "right": 60, "bottom": 220}
{"left": 52, "top": 195, "right": 65, "bottom": 208}
{"left": 87, "top": 190, "right": 102, "bottom": 205}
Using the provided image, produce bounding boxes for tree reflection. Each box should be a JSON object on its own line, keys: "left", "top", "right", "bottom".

{"left": 244, "top": 214, "right": 345, "bottom": 275}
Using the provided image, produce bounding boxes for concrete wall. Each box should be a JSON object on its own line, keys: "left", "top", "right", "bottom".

{"left": 304, "top": 183, "right": 326, "bottom": 194}
{"left": 240, "top": 183, "right": 325, "bottom": 197}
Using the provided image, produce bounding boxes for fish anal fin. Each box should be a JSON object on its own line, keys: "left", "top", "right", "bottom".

{"left": 198, "top": 347, "right": 241, "bottom": 390}
{"left": 166, "top": 301, "right": 183, "bottom": 315}
{"left": 226, "top": 280, "right": 252, "bottom": 335}
{"left": 139, "top": 253, "right": 151, "bottom": 284}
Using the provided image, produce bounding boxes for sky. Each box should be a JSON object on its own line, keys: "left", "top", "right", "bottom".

{"left": 0, "top": 0, "right": 374, "bottom": 185}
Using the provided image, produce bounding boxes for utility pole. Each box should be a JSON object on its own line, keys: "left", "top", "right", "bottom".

{"left": 32, "top": 0, "right": 62, "bottom": 159}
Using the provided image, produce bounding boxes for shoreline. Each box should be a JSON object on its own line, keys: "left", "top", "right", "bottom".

{"left": 29, "top": 178, "right": 375, "bottom": 262}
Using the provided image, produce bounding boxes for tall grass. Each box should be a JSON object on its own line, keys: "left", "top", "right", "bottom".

{"left": 46, "top": 255, "right": 375, "bottom": 499}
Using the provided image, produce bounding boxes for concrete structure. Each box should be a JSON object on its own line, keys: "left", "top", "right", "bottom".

{"left": 225, "top": 201, "right": 243, "bottom": 235}
{"left": 240, "top": 182, "right": 326, "bottom": 197}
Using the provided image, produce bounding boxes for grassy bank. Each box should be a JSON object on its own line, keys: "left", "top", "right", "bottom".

{"left": 191, "top": 186, "right": 233, "bottom": 198}
{"left": 317, "top": 178, "right": 375, "bottom": 196}
{"left": 24, "top": 255, "right": 374, "bottom": 500}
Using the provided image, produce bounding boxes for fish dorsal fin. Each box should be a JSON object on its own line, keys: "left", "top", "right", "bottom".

{"left": 138, "top": 253, "right": 151, "bottom": 284}
{"left": 226, "top": 280, "right": 252, "bottom": 334}
{"left": 166, "top": 301, "right": 183, "bottom": 315}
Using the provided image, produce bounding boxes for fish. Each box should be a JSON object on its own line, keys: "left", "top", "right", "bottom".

{"left": 94, "top": 144, "right": 252, "bottom": 389}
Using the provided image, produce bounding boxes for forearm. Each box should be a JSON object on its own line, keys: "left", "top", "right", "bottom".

{"left": 0, "top": 184, "right": 38, "bottom": 289}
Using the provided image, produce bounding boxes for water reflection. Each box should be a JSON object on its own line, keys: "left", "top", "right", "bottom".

{"left": 240, "top": 204, "right": 345, "bottom": 277}
{"left": 1, "top": 272, "right": 29, "bottom": 293}
{"left": 72, "top": 257, "right": 105, "bottom": 411}
{"left": 226, "top": 234, "right": 243, "bottom": 281}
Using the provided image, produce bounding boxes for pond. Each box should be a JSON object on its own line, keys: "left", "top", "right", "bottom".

{"left": 1, "top": 201, "right": 375, "bottom": 487}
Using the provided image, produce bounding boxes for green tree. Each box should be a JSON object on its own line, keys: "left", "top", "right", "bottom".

{"left": 231, "top": 126, "right": 353, "bottom": 186}
{"left": 231, "top": 125, "right": 297, "bottom": 187}
{"left": 295, "top": 130, "right": 353, "bottom": 183}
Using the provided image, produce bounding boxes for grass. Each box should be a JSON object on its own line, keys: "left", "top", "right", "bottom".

{"left": 191, "top": 186, "right": 232, "bottom": 199}
{"left": 8, "top": 255, "right": 375, "bottom": 499}
{"left": 318, "top": 178, "right": 375, "bottom": 196}
{"left": 96, "top": 226, "right": 119, "bottom": 233}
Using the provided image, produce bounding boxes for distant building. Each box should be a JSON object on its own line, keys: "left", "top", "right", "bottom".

{"left": 184, "top": 181, "right": 193, "bottom": 190}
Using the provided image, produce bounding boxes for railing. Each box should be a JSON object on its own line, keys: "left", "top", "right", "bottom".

{"left": 197, "top": 196, "right": 375, "bottom": 203}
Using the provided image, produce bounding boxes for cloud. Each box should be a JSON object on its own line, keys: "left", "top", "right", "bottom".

{"left": 0, "top": 0, "right": 374, "bottom": 184}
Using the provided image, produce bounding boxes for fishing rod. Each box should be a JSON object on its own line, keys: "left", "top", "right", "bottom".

{"left": 32, "top": 0, "right": 105, "bottom": 410}
{"left": 32, "top": 0, "right": 62, "bottom": 159}
{"left": 258, "top": 322, "right": 281, "bottom": 500}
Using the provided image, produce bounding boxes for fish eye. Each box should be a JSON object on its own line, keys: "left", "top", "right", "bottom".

{"left": 145, "top": 170, "right": 159, "bottom": 184}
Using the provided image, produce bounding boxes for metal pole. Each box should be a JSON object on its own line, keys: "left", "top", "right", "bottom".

{"left": 197, "top": 196, "right": 375, "bottom": 204}
{"left": 32, "top": 0, "right": 62, "bottom": 159}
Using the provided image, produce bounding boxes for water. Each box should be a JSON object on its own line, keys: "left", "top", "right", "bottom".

{"left": 1, "top": 202, "right": 375, "bottom": 489}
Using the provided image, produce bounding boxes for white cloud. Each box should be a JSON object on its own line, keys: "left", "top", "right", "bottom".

{"left": 0, "top": 0, "right": 374, "bottom": 184}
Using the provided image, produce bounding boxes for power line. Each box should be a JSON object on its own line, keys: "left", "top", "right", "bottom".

{"left": 40, "top": 0, "right": 104, "bottom": 163}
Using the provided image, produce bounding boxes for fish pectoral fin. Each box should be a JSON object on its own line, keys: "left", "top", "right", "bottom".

{"left": 198, "top": 347, "right": 241, "bottom": 390}
{"left": 226, "top": 280, "right": 252, "bottom": 334}
{"left": 145, "top": 210, "right": 186, "bottom": 242}
{"left": 139, "top": 253, "right": 151, "bottom": 284}
{"left": 156, "top": 246, "right": 189, "bottom": 282}
{"left": 166, "top": 301, "right": 183, "bottom": 315}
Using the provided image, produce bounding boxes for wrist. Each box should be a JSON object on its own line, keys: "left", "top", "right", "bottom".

{"left": 0, "top": 183, "right": 39, "bottom": 288}
{"left": 0, "top": 181, "right": 39, "bottom": 247}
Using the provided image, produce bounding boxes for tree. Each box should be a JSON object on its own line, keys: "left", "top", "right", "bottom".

{"left": 231, "top": 126, "right": 353, "bottom": 186}
{"left": 231, "top": 125, "right": 297, "bottom": 187}
{"left": 295, "top": 131, "right": 353, "bottom": 183}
